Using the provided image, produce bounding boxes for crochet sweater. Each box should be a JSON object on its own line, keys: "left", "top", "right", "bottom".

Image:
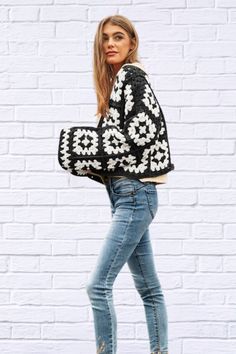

{"left": 98, "top": 62, "right": 168, "bottom": 185}
{"left": 58, "top": 62, "right": 175, "bottom": 185}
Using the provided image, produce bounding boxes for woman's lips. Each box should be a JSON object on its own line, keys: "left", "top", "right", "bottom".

{"left": 107, "top": 52, "right": 117, "bottom": 56}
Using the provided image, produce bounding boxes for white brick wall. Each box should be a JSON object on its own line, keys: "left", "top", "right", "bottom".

{"left": 1, "top": 1, "right": 236, "bottom": 353}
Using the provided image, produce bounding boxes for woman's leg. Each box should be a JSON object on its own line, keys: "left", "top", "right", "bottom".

{"left": 86, "top": 179, "right": 155, "bottom": 354}
{"left": 127, "top": 227, "right": 168, "bottom": 354}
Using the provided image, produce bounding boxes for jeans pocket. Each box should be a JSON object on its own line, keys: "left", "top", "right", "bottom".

{"left": 144, "top": 186, "right": 158, "bottom": 219}
{"left": 111, "top": 178, "right": 135, "bottom": 196}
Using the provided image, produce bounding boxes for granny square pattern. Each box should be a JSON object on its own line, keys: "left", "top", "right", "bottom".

{"left": 58, "top": 64, "right": 174, "bottom": 184}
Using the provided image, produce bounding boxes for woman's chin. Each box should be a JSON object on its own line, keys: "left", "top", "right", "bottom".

{"left": 106, "top": 59, "right": 118, "bottom": 64}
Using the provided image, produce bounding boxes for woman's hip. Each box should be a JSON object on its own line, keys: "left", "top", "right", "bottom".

{"left": 104, "top": 176, "right": 158, "bottom": 222}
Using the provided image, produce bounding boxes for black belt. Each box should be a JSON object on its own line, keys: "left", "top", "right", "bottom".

{"left": 102, "top": 175, "right": 126, "bottom": 183}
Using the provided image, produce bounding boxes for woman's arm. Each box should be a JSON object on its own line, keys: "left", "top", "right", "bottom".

{"left": 122, "top": 74, "right": 162, "bottom": 148}
{"left": 58, "top": 74, "right": 162, "bottom": 174}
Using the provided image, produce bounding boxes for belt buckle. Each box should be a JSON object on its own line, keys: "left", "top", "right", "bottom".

{"left": 101, "top": 175, "right": 109, "bottom": 184}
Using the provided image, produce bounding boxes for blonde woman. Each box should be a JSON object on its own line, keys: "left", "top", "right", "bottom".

{"left": 58, "top": 14, "right": 174, "bottom": 354}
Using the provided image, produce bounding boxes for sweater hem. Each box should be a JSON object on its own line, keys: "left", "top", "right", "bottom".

{"left": 86, "top": 163, "right": 174, "bottom": 185}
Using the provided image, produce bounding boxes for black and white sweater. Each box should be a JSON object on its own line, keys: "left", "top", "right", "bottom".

{"left": 58, "top": 63, "right": 175, "bottom": 185}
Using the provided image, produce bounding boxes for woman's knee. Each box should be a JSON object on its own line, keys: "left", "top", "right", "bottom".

{"left": 85, "top": 280, "right": 95, "bottom": 296}
{"left": 86, "top": 280, "right": 109, "bottom": 298}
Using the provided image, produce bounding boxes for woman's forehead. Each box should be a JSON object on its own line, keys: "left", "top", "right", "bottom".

{"left": 102, "top": 24, "right": 126, "bottom": 36}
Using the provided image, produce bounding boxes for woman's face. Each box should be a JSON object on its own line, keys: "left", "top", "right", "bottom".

{"left": 102, "top": 22, "right": 134, "bottom": 74}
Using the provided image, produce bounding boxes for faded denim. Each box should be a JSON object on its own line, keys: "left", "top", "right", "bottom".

{"left": 86, "top": 177, "right": 168, "bottom": 354}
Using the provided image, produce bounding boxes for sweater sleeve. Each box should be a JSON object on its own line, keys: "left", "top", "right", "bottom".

{"left": 122, "top": 74, "right": 161, "bottom": 148}
{"left": 58, "top": 74, "right": 162, "bottom": 174}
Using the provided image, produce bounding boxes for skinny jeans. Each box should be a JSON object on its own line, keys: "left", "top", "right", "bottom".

{"left": 86, "top": 176, "right": 168, "bottom": 354}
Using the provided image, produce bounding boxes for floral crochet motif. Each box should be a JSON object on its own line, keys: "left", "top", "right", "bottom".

{"left": 58, "top": 64, "right": 174, "bottom": 184}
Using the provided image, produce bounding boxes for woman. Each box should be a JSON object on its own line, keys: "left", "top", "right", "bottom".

{"left": 58, "top": 14, "right": 173, "bottom": 354}
{"left": 86, "top": 15, "right": 172, "bottom": 354}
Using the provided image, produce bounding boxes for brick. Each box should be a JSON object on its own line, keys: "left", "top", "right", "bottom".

{"left": 174, "top": 9, "right": 227, "bottom": 24}
{"left": 9, "top": 7, "right": 39, "bottom": 21}
{"left": 12, "top": 324, "right": 40, "bottom": 339}
{"left": 187, "top": 0, "right": 215, "bottom": 7}
{"left": 40, "top": 5, "right": 87, "bottom": 21}
{"left": 0, "top": 23, "right": 54, "bottom": 40}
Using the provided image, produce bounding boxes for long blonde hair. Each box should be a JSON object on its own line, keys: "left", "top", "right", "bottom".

{"left": 93, "top": 15, "right": 140, "bottom": 120}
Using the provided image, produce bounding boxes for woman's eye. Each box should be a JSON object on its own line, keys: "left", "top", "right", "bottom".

{"left": 102, "top": 36, "right": 123, "bottom": 41}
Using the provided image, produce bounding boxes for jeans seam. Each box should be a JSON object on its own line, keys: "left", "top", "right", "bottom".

{"left": 134, "top": 247, "right": 161, "bottom": 352}
{"left": 144, "top": 189, "right": 154, "bottom": 219}
{"left": 104, "top": 198, "right": 136, "bottom": 353}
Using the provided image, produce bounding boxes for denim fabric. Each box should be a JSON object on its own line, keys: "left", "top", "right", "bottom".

{"left": 86, "top": 177, "right": 168, "bottom": 354}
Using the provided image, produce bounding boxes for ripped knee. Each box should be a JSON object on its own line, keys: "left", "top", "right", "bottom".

{"left": 97, "top": 336, "right": 106, "bottom": 353}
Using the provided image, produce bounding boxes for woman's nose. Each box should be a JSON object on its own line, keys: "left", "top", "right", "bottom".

{"left": 107, "top": 38, "right": 115, "bottom": 46}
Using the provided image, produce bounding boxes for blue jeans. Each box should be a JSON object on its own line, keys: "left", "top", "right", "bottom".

{"left": 86, "top": 177, "right": 168, "bottom": 354}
